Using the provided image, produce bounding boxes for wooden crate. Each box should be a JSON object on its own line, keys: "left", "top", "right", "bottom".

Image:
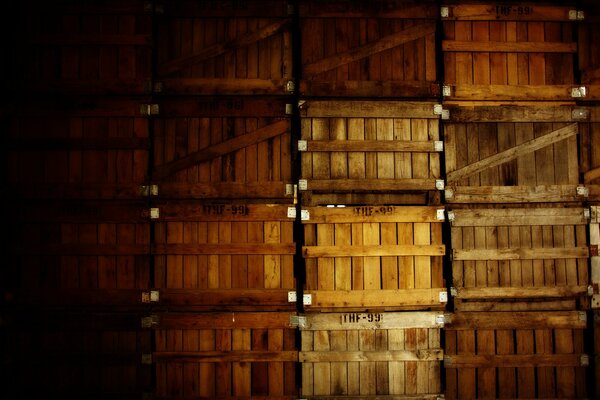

{"left": 156, "top": 0, "right": 292, "bottom": 95}
{"left": 302, "top": 206, "right": 446, "bottom": 311}
{"left": 581, "top": 107, "right": 600, "bottom": 201}
{"left": 449, "top": 206, "right": 589, "bottom": 311}
{"left": 152, "top": 97, "right": 293, "bottom": 202}
{"left": 442, "top": 2, "right": 579, "bottom": 102}
{"left": 299, "top": 311, "right": 444, "bottom": 398}
{"left": 3, "top": 311, "right": 151, "bottom": 398}
{"left": 152, "top": 312, "right": 297, "bottom": 399}
{"left": 300, "top": 101, "right": 443, "bottom": 206}
{"left": 444, "top": 104, "right": 586, "bottom": 204}
{"left": 445, "top": 311, "right": 589, "bottom": 399}
{"left": 299, "top": 0, "right": 439, "bottom": 98}
{"left": 14, "top": 0, "right": 152, "bottom": 95}
{"left": 151, "top": 203, "right": 295, "bottom": 310}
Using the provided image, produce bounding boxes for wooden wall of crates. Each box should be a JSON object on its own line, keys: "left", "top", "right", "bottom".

{"left": 4, "top": 0, "right": 600, "bottom": 399}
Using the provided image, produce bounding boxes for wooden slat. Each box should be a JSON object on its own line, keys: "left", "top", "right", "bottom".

{"left": 152, "top": 243, "right": 295, "bottom": 255}
{"left": 158, "top": 19, "right": 291, "bottom": 76}
{"left": 306, "top": 289, "right": 446, "bottom": 309}
{"left": 156, "top": 203, "right": 292, "bottom": 221}
{"left": 26, "top": 79, "right": 149, "bottom": 95}
{"left": 455, "top": 300, "right": 576, "bottom": 312}
{"left": 443, "top": 4, "right": 576, "bottom": 21}
{"left": 448, "top": 84, "right": 576, "bottom": 101}
{"left": 301, "top": 101, "right": 438, "bottom": 119}
{"left": 159, "top": 78, "right": 288, "bottom": 95}
{"left": 443, "top": 40, "right": 576, "bottom": 53}
{"left": 303, "top": 23, "right": 436, "bottom": 77}
{"left": 450, "top": 208, "right": 587, "bottom": 226}
{"left": 447, "top": 105, "right": 588, "bottom": 122}
{"left": 444, "top": 354, "right": 586, "bottom": 368}
{"left": 304, "top": 179, "right": 438, "bottom": 192}
{"left": 299, "top": 2, "right": 438, "bottom": 18}
{"left": 300, "top": 81, "right": 440, "bottom": 98}
{"left": 8, "top": 137, "right": 148, "bottom": 150}
{"left": 153, "top": 351, "right": 298, "bottom": 363}
{"left": 155, "top": 312, "right": 293, "bottom": 330}
{"left": 156, "top": 289, "right": 292, "bottom": 309}
{"left": 447, "top": 123, "right": 578, "bottom": 182}
{"left": 158, "top": 98, "right": 288, "bottom": 117}
{"left": 303, "top": 244, "right": 445, "bottom": 258}
{"left": 157, "top": 182, "right": 290, "bottom": 200}
{"left": 299, "top": 312, "right": 445, "bottom": 331}
{"left": 454, "top": 286, "right": 589, "bottom": 299}
{"left": 30, "top": 34, "right": 151, "bottom": 45}
{"left": 447, "top": 312, "right": 586, "bottom": 330}
{"left": 453, "top": 247, "right": 588, "bottom": 260}
{"left": 153, "top": 120, "right": 289, "bottom": 180}
{"left": 300, "top": 350, "right": 443, "bottom": 362}
{"left": 303, "top": 206, "right": 443, "bottom": 224}
{"left": 302, "top": 140, "right": 440, "bottom": 153}
{"left": 445, "top": 185, "right": 583, "bottom": 203}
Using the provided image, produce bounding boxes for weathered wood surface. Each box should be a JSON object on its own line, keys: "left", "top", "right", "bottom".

{"left": 450, "top": 206, "right": 589, "bottom": 311}
{"left": 301, "top": 101, "right": 441, "bottom": 203}
{"left": 300, "top": 1, "right": 437, "bottom": 97}
{"left": 443, "top": 13, "right": 576, "bottom": 101}
{"left": 444, "top": 106, "right": 580, "bottom": 202}
{"left": 301, "top": 312, "right": 442, "bottom": 397}
{"left": 445, "top": 311, "right": 588, "bottom": 399}
{"left": 153, "top": 312, "right": 296, "bottom": 398}
{"left": 152, "top": 204, "right": 295, "bottom": 310}
{"left": 303, "top": 206, "right": 445, "bottom": 311}
{"left": 156, "top": 1, "right": 292, "bottom": 95}
{"left": 152, "top": 99, "right": 291, "bottom": 201}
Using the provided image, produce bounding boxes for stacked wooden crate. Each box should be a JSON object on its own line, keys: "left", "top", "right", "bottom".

{"left": 146, "top": 1, "right": 298, "bottom": 398}
{"left": 297, "top": 1, "right": 447, "bottom": 397}
{"left": 2, "top": 1, "right": 154, "bottom": 398}
{"left": 442, "top": 2, "right": 592, "bottom": 398}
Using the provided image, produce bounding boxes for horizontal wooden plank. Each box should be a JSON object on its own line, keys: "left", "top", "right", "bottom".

{"left": 300, "top": 80, "right": 439, "bottom": 98}
{"left": 163, "top": 0, "right": 290, "bottom": 17}
{"left": 302, "top": 140, "right": 440, "bottom": 153}
{"left": 6, "top": 312, "right": 143, "bottom": 331}
{"left": 32, "top": 1, "right": 148, "bottom": 15}
{"left": 8, "top": 137, "right": 148, "bottom": 150}
{"left": 155, "top": 312, "right": 294, "bottom": 330}
{"left": 157, "top": 182, "right": 291, "bottom": 200}
{"left": 455, "top": 299, "right": 576, "bottom": 312}
{"left": 453, "top": 247, "right": 589, "bottom": 260}
{"left": 443, "top": 4, "right": 576, "bottom": 21}
{"left": 299, "top": 2, "right": 438, "bottom": 18}
{"left": 304, "top": 179, "right": 438, "bottom": 192}
{"left": 300, "top": 349, "right": 443, "bottom": 362}
{"left": 17, "top": 243, "right": 294, "bottom": 256}
{"left": 306, "top": 289, "right": 446, "bottom": 310}
{"left": 446, "top": 311, "right": 587, "bottom": 330}
{"left": 153, "top": 120, "right": 289, "bottom": 180}
{"left": 155, "top": 203, "right": 293, "bottom": 221}
{"left": 448, "top": 84, "right": 575, "bottom": 101}
{"left": 25, "top": 79, "right": 149, "bottom": 95}
{"left": 444, "top": 354, "right": 587, "bottom": 368}
{"left": 8, "top": 184, "right": 146, "bottom": 200}
{"left": 302, "top": 192, "right": 430, "bottom": 207}
{"left": 454, "top": 286, "right": 589, "bottom": 300}
{"left": 447, "top": 123, "right": 578, "bottom": 182}
{"left": 153, "top": 350, "right": 298, "bottom": 363}
{"left": 157, "top": 289, "right": 293, "bottom": 309}
{"left": 443, "top": 40, "right": 576, "bottom": 53}
{"left": 304, "top": 23, "right": 436, "bottom": 77}
{"left": 159, "top": 78, "right": 288, "bottom": 95}
{"left": 30, "top": 34, "right": 151, "bottom": 46}
{"left": 450, "top": 207, "right": 587, "bottom": 226}
{"left": 300, "top": 101, "right": 438, "bottom": 118}
{"left": 299, "top": 312, "right": 445, "bottom": 331}
{"left": 12, "top": 201, "right": 147, "bottom": 222}
{"left": 159, "top": 19, "right": 290, "bottom": 76}
{"left": 446, "top": 105, "right": 588, "bottom": 122}
{"left": 12, "top": 98, "right": 147, "bottom": 117}
{"left": 455, "top": 299, "right": 577, "bottom": 312}
{"left": 6, "top": 289, "right": 146, "bottom": 307}
{"left": 303, "top": 206, "right": 443, "bottom": 223}
{"left": 445, "top": 185, "right": 584, "bottom": 203}
{"left": 158, "top": 97, "right": 289, "bottom": 117}
{"left": 303, "top": 244, "right": 445, "bottom": 258}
